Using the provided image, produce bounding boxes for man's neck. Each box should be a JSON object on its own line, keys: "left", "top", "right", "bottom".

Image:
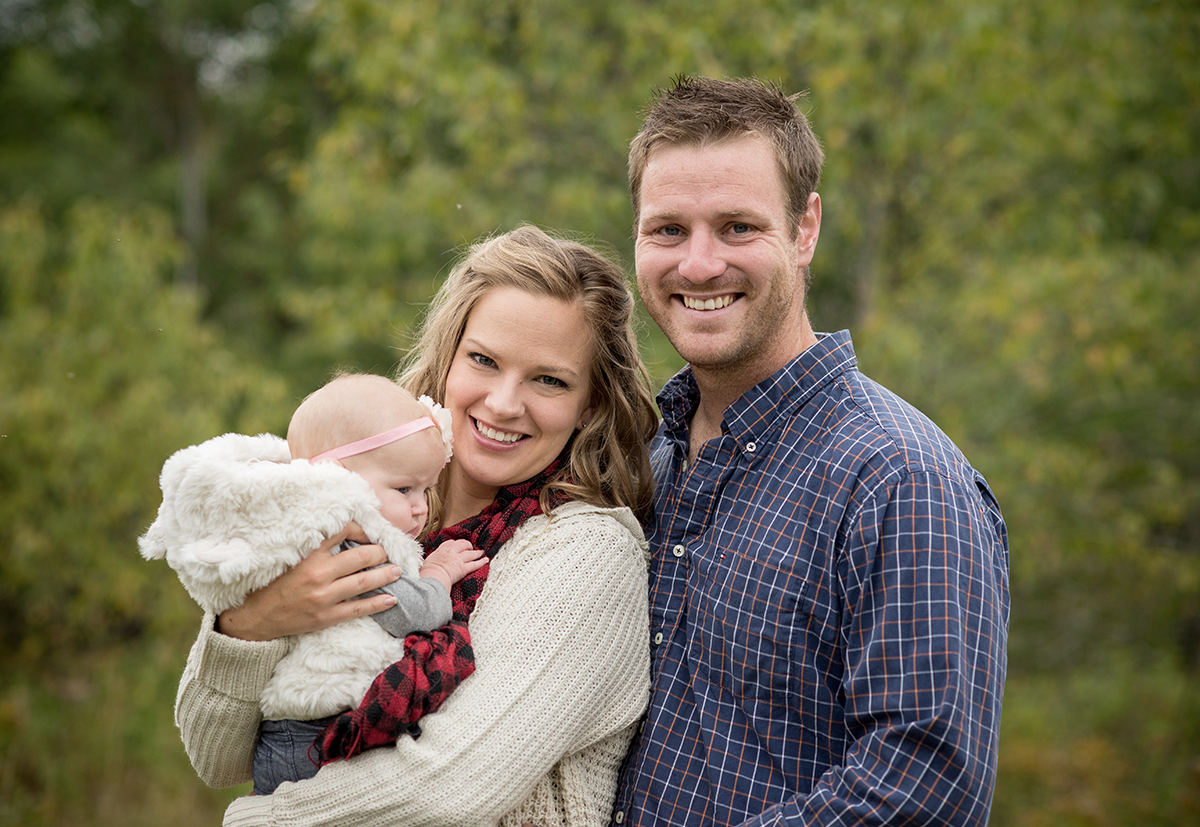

{"left": 685, "top": 322, "right": 818, "bottom": 465}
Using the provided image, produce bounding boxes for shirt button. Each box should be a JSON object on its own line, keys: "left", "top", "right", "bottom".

{"left": 672, "top": 544, "right": 685, "bottom": 558}
{"left": 615, "top": 812, "right": 624, "bottom": 824}
{"left": 746, "top": 441, "right": 757, "bottom": 453}
{"left": 653, "top": 632, "right": 663, "bottom": 645}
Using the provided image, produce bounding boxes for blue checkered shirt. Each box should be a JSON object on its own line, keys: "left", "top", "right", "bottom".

{"left": 612, "top": 331, "right": 1010, "bottom": 827}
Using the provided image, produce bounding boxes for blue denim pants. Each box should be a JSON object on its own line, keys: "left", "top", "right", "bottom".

{"left": 253, "top": 715, "right": 338, "bottom": 795}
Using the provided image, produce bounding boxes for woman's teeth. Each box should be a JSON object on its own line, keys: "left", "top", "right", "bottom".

{"left": 476, "top": 420, "right": 523, "bottom": 443}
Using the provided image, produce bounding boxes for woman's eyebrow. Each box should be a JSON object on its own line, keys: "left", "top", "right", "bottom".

{"left": 460, "top": 335, "right": 584, "bottom": 382}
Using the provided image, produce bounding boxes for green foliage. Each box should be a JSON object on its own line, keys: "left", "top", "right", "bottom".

{"left": 861, "top": 244, "right": 1200, "bottom": 675}
{"left": 0, "top": 639, "right": 246, "bottom": 827}
{"left": 992, "top": 658, "right": 1200, "bottom": 826}
{"left": 1, "top": 0, "right": 1197, "bottom": 822}
{"left": 0, "top": 200, "right": 290, "bottom": 676}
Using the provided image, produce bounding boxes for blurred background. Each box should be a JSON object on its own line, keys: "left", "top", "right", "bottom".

{"left": 1, "top": 0, "right": 1197, "bottom": 824}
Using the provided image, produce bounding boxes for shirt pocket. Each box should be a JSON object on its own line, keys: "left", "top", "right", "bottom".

{"left": 696, "top": 515, "right": 840, "bottom": 712}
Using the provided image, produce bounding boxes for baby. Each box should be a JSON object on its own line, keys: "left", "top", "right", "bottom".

{"left": 286, "top": 374, "right": 482, "bottom": 639}
{"left": 140, "top": 374, "right": 484, "bottom": 795}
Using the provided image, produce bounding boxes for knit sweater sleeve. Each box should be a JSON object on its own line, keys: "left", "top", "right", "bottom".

{"left": 174, "top": 612, "right": 290, "bottom": 788}
{"left": 222, "top": 503, "right": 650, "bottom": 827}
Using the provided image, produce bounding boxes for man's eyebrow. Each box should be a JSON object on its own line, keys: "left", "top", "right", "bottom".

{"left": 718, "top": 214, "right": 758, "bottom": 227}
{"left": 638, "top": 207, "right": 769, "bottom": 228}
{"left": 637, "top": 208, "right": 678, "bottom": 227}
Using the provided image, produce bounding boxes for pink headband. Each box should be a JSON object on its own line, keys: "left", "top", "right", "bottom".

{"left": 311, "top": 417, "right": 437, "bottom": 463}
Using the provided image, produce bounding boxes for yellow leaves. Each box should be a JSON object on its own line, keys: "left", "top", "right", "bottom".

{"left": 811, "top": 65, "right": 851, "bottom": 100}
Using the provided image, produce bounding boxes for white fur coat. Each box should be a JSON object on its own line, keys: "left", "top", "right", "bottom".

{"left": 140, "top": 432, "right": 424, "bottom": 720}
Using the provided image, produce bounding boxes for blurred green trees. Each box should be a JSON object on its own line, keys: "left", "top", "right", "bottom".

{"left": 1, "top": 0, "right": 1196, "bottom": 824}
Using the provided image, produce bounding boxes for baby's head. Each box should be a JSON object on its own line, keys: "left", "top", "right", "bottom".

{"left": 288, "top": 374, "right": 451, "bottom": 536}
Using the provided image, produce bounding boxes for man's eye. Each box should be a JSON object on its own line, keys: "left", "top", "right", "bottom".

{"left": 731, "top": 223, "right": 751, "bottom": 234}
{"left": 661, "top": 226, "right": 681, "bottom": 237}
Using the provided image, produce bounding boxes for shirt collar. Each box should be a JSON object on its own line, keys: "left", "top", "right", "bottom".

{"left": 657, "top": 330, "right": 858, "bottom": 450}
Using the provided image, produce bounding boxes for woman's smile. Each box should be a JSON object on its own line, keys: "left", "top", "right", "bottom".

{"left": 471, "top": 416, "right": 525, "bottom": 445}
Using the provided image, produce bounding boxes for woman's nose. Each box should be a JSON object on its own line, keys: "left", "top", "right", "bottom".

{"left": 485, "top": 378, "right": 523, "bottom": 418}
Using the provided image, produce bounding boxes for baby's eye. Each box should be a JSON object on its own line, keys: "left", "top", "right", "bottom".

{"left": 396, "top": 486, "right": 411, "bottom": 495}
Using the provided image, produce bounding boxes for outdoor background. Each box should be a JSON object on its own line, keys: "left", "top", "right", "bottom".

{"left": 1, "top": 0, "right": 1197, "bottom": 824}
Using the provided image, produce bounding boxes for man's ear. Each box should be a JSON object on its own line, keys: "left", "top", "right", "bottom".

{"left": 795, "top": 192, "right": 822, "bottom": 266}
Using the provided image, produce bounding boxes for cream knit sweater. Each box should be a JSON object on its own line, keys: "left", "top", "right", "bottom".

{"left": 174, "top": 501, "right": 650, "bottom": 827}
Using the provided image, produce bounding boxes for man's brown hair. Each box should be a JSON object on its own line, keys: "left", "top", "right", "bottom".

{"left": 628, "top": 75, "right": 825, "bottom": 238}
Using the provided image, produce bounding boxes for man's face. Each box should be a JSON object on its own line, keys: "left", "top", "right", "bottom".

{"left": 634, "top": 134, "right": 820, "bottom": 381}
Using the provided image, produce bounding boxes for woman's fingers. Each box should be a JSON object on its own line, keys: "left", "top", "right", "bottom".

{"left": 325, "top": 537, "right": 389, "bottom": 577}
{"left": 215, "top": 527, "right": 401, "bottom": 640}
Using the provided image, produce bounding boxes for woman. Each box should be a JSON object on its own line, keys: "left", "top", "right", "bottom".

{"left": 174, "top": 226, "right": 659, "bottom": 826}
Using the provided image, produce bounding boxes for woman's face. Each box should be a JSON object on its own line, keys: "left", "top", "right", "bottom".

{"left": 442, "top": 286, "right": 595, "bottom": 518}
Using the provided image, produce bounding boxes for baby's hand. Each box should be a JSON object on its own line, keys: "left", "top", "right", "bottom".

{"left": 420, "top": 539, "right": 487, "bottom": 592}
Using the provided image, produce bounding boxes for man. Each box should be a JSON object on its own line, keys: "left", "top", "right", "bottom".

{"left": 612, "top": 76, "right": 1010, "bottom": 826}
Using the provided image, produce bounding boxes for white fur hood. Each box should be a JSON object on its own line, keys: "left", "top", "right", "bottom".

{"left": 139, "top": 431, "right": 422, "bottom": 616}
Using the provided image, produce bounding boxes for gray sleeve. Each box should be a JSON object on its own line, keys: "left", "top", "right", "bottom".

{"left": 366, "top": 573, "right": 452, "bottom": 637}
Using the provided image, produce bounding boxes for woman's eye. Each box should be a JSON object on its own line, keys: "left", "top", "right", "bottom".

{"left": 469, "top": 352, "right": 496, "bottom": 368}
{"left": 537, "top": 375, "right": 567, "bottom": 389}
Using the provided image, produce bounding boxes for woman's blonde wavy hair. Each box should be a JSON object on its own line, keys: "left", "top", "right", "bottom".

{"left": 399, "top": 225, "right": 659, "bottom": 529}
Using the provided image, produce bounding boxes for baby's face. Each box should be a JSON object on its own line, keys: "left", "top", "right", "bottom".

{"left": 346, "top": 429, "right": 446, "bottom": 536}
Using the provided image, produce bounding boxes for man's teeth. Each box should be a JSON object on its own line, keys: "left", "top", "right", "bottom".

{"left": 682, "top": 295, "right": 735, "bottom": 311}
{"left": 477, "top": 421, "right": 522, "bottom": 443}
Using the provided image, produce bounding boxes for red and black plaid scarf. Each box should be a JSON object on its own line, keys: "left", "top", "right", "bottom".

{"left": 315, "top": 457, "right": 569, "bottom": 765}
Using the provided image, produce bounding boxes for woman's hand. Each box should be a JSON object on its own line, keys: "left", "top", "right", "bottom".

{"left": 216, "top": 525, "right": 403, "bottom": 641}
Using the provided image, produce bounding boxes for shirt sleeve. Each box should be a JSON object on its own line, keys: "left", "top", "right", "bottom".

{"left": 218, "top": 507, "right": 650, "bottom": 827}
{"left": 747, "top": 468, "right": 1009, "bottom": 827}
{"left": 367, "top": 573, "right": 452, "bottom": 637}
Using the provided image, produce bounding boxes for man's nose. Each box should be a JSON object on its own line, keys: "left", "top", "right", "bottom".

{"left": 677, "top": 232, "right": 725, "bottom": 282}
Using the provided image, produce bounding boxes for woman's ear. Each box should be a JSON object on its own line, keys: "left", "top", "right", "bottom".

{"left": 577, "top": 404, "right": 597, "bottom": 431}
